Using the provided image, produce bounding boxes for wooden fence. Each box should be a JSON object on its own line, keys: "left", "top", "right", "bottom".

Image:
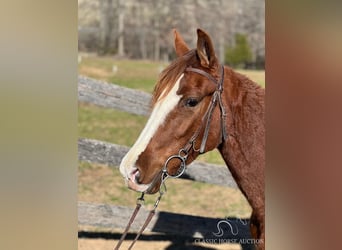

{"left": 78, "top": 76, "right": 250, "bottom": 241}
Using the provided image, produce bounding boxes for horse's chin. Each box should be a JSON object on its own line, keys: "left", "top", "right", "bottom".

{"left": 127, "top": 180, "right": 160, "bottom": 194}
{"left": 127, "top": 170, "right": 161, "bottom": 194}
{"left": 126, "top": 178, "right": 149, "bottom": 192}
{"left": 144, "top": 183, "right": 160, "bottom": 194}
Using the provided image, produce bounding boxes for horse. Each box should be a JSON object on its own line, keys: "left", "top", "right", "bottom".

{"left": 119, "top": 29, "right": 265, "bottom": 249}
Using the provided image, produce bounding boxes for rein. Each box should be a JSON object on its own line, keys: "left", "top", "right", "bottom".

{"left": 114, "top": 65, "right": 227, "bottom": 249}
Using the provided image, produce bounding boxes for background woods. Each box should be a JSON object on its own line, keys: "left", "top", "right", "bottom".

{"left": 78, "top": 0, "right": 265, "bottom": 69}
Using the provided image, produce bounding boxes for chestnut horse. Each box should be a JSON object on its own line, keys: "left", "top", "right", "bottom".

{"left": 120, "top": 29, "right": 265, "bottom": 249}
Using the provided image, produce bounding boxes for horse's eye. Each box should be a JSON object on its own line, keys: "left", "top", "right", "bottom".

{"left": 185, "top": 98, "right": 199, "bottom": 107}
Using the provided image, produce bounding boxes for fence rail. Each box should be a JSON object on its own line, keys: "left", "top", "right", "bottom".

{"left": 78, "top": 76, "right": 151, "bottom": 116}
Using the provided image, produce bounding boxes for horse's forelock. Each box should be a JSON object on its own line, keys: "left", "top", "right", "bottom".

{"left": 151, "top": 50, "right": 196, "bottom": 106}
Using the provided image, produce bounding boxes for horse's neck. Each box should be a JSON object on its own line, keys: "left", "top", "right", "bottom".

{"left": 219, "top": 69, "right": 265, "bottom": 208}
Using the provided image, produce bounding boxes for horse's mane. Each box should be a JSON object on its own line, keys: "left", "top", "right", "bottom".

{"left": 151, "top": 50, "right": 197, "bottom": 106}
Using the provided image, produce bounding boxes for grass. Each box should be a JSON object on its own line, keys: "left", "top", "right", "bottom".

{"left": 79, "top": 56, "right": 167, "bottom": 92}
{"left": 78, "top": 102, "right": 147, "bottom": 146}
{"left": 237, "top": 69, "right": 265, "bottom": 87}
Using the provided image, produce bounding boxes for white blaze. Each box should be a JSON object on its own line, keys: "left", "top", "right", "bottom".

{"left": 119, "top": 74, "right": 183, "bottom": 179}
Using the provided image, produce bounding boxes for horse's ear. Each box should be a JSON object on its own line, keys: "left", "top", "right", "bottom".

{"left": 173, "top": 29, "right": 190, "bottom": 57}
{"left": 196, "top": 29, "right": 218, "bottom": 68}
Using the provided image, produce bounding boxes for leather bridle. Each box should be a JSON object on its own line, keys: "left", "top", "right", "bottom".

{"left": 114, "top": 65, "right": 227, "bottom": 250}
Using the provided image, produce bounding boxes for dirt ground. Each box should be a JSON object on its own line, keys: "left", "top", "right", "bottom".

{"left": 78, "top": 239, "right": 241, "bottom": 250}
{"left": 78, "top": 230, "right": 242, "bottom": 250}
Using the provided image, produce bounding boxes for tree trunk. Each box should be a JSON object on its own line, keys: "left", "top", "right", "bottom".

{"left": 138, "top": 3, "right": 147, "bottom": 59}
{"left": 99, "top": 0, "right": 114, "bottom": 55}
{"left": 117, "top": 0, "right": 125, "bottom": 57}
{"left": 154, "top": 18, "right": 160, "bottom": 61}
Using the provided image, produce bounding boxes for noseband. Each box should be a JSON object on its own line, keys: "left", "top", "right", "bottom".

{"left": 115, "top": 65, "right": 227, "bottom": 250}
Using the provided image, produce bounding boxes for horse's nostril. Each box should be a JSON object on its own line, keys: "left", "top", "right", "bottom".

{"left": 130, "top": 168, "right": 142, "bottom": 184}
{"left": 135, "top": 170, "right": 141, "bottom": 184}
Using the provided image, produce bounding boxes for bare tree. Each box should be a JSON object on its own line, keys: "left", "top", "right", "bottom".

{"left": 99, "top": 0, "right": 114, "bottom": 54}
{"left": 137, "top": 2, "right": 147, "bottom": 59}
{"left": 117, "top": 0, "right": 125, "bottom": 57}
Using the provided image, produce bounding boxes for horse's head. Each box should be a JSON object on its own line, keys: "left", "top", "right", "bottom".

{"left": 120, "top": 29, "right": 227, "bottom": 194}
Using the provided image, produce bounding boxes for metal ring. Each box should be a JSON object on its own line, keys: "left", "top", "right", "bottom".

{"left": 163, "top": 155, "right": 186, "bottom": 178}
